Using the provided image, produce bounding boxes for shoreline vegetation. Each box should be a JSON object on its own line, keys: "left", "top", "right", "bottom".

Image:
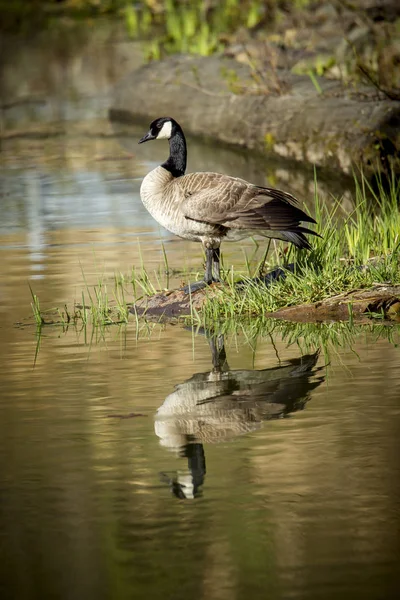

{"left": 28, "top": 172, "right": 400, "bottom": 328}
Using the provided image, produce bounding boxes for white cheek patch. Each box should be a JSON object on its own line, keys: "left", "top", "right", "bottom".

{"left": 156, "top": 121, "right": 172, "bottom": 140}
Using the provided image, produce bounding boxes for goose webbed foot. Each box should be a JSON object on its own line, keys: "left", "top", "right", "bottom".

{"left": 182, "top": 280, "right": 208, "bottom": 294}
{"left": 181, "top": 277, "right": 220, "bottom": 295}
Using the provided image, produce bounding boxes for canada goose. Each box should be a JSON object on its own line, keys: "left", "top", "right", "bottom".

{"left": 139, "top": 117, "right": 318, "bottom": 291}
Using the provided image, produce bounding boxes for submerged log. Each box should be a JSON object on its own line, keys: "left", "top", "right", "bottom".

{"left": 110, "top": 55, "right": 400, "bottom": 175}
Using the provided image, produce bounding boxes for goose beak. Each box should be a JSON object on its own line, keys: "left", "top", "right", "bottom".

{"left": 138, "top": 131, "right": 155, "bottom": 144}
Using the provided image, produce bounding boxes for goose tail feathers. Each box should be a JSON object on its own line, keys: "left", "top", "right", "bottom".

{"left": 280, "top": 228, "right": 321, "bottom": 250}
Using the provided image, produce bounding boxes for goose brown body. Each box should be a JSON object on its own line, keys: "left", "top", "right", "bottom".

{"left": 141, "top": 166, "right": 315, "bottom": 247}
{"left": 139, "top": 117, "right": 318, "bottom": 287}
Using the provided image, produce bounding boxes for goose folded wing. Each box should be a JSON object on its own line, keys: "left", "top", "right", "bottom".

{"left": 179, "top": 173, "right": 315, "bottom": 230}
{"left": 179, "top": 173, "right": 249, "bottom": 223}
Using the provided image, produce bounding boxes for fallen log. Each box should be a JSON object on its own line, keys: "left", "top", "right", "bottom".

{"left": 268, "top": 285, "right": 400, "bottom": 322}
{"left": 132, "top": 286, "right": 212, "bottom": 320}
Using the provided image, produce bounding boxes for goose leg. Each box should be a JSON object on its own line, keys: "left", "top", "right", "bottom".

{"left": 212, "top": 248, "right": 220, "bottom": 282}
{"left": 182, "top": 247, "right": 214, "bottom": 294}
{"left": 209, "top": 334, "right": 228, "bottom": 371}
{"left": 204, "top": 246, "right": 213, "bottom": 284}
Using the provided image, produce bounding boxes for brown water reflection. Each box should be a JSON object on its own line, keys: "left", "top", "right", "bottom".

{"left": 1, "top": 123, "right": 399, "bottom": 600}
{"left": 155, "top": 336, "right": 324, "bottom": 499}
{"left": 1, "top": 320, "right": 400, "bottom": 600}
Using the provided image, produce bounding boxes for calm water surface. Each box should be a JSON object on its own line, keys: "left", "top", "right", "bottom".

{"left": 1, "top": 123, "right": 399, "bottom": 600}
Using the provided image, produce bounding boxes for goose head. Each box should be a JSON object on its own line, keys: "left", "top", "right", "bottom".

{"left": 138, "top": 117, "right": 176, "bottom": 143}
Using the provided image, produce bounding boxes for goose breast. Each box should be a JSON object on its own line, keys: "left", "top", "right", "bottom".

{"left": 140, "top": 166, "right": 221, "bottom": 241}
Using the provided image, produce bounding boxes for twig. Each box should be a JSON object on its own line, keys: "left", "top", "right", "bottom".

{"left": 357, "top": 62, "right": 400, "bottom": 101}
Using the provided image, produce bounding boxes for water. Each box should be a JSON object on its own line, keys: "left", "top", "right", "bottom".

{"left": 1, "top": 323, "right": 400, "bottom": 600}
{"left": 1, "top": 120, "right": 400, "bottom": 599}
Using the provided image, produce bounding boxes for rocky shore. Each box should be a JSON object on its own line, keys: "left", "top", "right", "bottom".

{"left": 110, "top": 54, "right": 400, "bottom": 176}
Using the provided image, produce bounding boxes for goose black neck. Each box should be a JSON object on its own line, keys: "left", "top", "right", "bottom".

{"left": 162, "top": 124, "right": 187, "bottom": 178}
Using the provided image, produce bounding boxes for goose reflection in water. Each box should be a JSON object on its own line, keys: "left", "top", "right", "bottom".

{"left": 155, "top": 336, "right": 324, "bottom": 499}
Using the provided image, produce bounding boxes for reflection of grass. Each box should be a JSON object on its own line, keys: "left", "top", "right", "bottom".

{"left": 30, "top": 308, "right": 400, "bottom": 370}
{"left": 265, "top": 320, "right": 400, "bottom": 363}
{"left": 189, "top": 318, "right": 400, "bottom": 367}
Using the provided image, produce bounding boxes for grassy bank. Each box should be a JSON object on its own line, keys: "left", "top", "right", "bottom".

{"left": 200, "top": 173, "right": 400, "bottom": 323}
